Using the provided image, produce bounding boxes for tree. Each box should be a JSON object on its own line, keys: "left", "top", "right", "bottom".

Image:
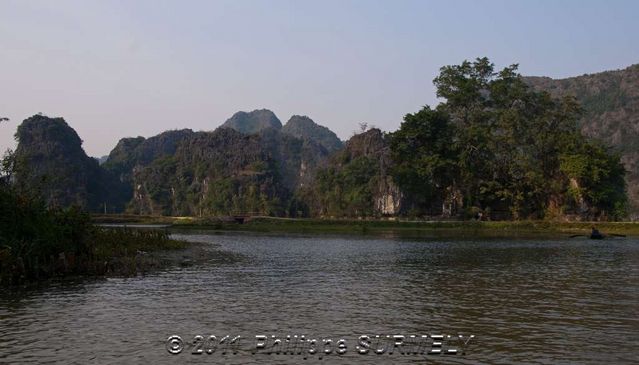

{"left": 390, "top": 106, "right": 458, "bottom": 213}
{"left": 560, "top": 141, "right": 626, "bottom": 219}
{"left": 392, "top": 57, "right": 626, "bottom": 219}
{"left": 0, "top": 149, "right": 16, "bottom": 183}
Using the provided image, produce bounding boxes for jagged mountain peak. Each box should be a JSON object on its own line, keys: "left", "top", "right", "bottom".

{"left": 220, "top": 108, "right": 282, "bottom": 134}
{"left": 14, "top": 114, "right": 116, "bottom": 210}
{"left": 282, "top": 115, "right": 343, "bottom": 152}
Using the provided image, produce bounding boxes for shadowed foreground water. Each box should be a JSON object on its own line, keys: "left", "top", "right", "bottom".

{"left": 1, "top": 232, "right": 638, "bottom": 364}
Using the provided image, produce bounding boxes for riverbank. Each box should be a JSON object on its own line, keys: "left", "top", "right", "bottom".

{"left": 0, "top": 184, "right": 204, "bottom": 286}
{"left": 91, "top": 215, "right": 639, "bottom": 237}
{"left": 0, "top": 226, "right": 196, "bottom": 286}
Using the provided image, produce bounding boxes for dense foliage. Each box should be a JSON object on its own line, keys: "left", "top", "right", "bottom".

{"left": 8, "top": 59, "right": 631, "bottom": 221}
{"left": 0, "top": 158, "right": 185, "bottom": 284}
{"left": 304, "top": 129, "right": 401, "bottom": 218}
{"left": 525, "top": 64, "right": 639, "bottom": 217}
{"left": 390, "top": 106, "right": 457, "bottom": 214}
{"left": 126, "top": 128, "right": 329, "bottom": 217}
{"left": 390, "top": 58, "right": 626, "bottom": 219}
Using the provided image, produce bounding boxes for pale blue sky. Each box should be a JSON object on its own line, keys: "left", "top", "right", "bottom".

{"left": 1, "top": 0, "right": 638, "bottom": 156}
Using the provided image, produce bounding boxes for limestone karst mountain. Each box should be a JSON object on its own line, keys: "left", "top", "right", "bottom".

{"left": 525, "top": 64, "right": 639, "bottom": 216}
{"left": 219, "top": 109, "right": 282, "bottom": 134}
{"left": 11, "top": 62, "right": 637, "bottom": 218}
{"left": 282, "top": 115, "right": 343, "bottom": 153}
{"left": 13, "top": 115, "right": 123, "bottom": 211}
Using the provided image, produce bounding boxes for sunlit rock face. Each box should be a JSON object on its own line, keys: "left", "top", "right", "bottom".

{"left": 306, "top": 128, "right": 406, "bottom": 217}
{"left": 375, "top": 177, "right": 403, "bottom": 215}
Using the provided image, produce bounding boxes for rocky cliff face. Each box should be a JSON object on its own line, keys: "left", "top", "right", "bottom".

{"left": 282, "top": 115, "right": 343, "bottom": 153}
{"left": 374, "top": 176, "right": 403, "bottom": 215}
{"left": 16, "top": 65, "right": 637, "bottom": 220}
{"left": 525, "top": 64, "right": 639, "bottom": 217}
{"left": 258, "top": 127, "right": 330, "bottom": 191}
{"left": 346, "top": 129, "right": 402, "bottom": 215}
{"left": 128, "top": 128, "right": 298, "bottom": 216}
{"left": 104, "top": 130, "right": 193, "bottom": 177}
{"left": 102, "top": 129, "right": 194, "bottom": 211}
{"left": 111, "top": 110, "right": 333, "bottom": 216}
{"left": 14, "top": 115, "right": 121, "bottom": 211}
{"left": 219, "top": 109, "right": 282, "bottom": 134}
{"left": 307, "top": 128, "right": 402, "bottom": 217}
{"left": 122, "top": 125, "right": 400, "bottom": 217}
{"left": 70, "top": 109, "right": 335, "bottom": 216}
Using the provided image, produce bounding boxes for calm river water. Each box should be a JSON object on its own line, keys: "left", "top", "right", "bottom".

{"left": 1, "top": 231, "right": 638, "bottom": 364}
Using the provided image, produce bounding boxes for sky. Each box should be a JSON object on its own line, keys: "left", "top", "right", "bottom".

{"left": 1, "top": 0, "right": 638, "bottom": 157}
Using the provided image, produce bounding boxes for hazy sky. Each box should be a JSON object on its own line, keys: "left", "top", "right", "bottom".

{"left": 1, "top": 0, "right": 638, "bottom": 156}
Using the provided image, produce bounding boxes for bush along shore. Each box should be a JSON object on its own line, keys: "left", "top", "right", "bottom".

{"left": 0, "top": 184, "right": 190, "bottom": 286}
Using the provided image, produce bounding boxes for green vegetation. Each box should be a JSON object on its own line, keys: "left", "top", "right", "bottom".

{"left": 8, "top": 59, "right": 634, "bottom": 221}
{"left": 314, "top": 155, "right": 380, "bottom": 217}
{"left": 525, "top": 64, "right": 639, "bottom": 216}
{"left": 304, "top": 128, "right": 397, "bottom": 218}
{"left": 389, "top": 58, "right": 626, "bottom": 220}
{"left": 89, "top": 213, "right": 639, "bottom": 237}
{"left": 12, "top": 114, "right": 128, "bottom": 212}
{"left": 0, "top": 152, "right": 188, "bottom": 285}
{"left": 390, "top": 106, "right": 457, "bottom": 213}
{"left": 106, "top": 215, "right": 638, "bottom": 237}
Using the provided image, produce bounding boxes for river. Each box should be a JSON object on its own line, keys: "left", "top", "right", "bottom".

{"left": 1, "top": 231, "right": 638, "bottom": 364}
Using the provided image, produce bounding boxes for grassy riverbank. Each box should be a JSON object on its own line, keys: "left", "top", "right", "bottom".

{"left": 91, "top": 214, "right": 639, "bottom": 237}
{"left": 0, "top": 224, "right": 190, "bottom": 286}
{"left": 0, "top": 186, "right": 191, "bottom": 285}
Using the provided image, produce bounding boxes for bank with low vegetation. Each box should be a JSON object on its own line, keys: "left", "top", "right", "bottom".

{"left": 0, "top": 182, "right": 189, "bottom": 286}
{"left": 92, "top": 214, "right": 639, "bottom": 237}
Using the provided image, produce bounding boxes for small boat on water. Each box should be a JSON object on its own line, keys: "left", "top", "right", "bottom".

{"left": 589, "top": 227, "right": 604, "bottom": 240}
{"left": 570, "top": 228, "right": 625, "bottom": 240}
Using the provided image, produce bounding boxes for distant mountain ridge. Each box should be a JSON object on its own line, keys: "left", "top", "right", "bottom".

{"left": 219, "top": 109, "right": 342, "bottom": 152}
{"left": 11, "top": 62, "right": 639, "bottom": 219}
{"left": 99, "top": 109, "right": 332, "bottom": 215}
{"left": 525, "top": 64, "right": 639, "bottom": 216}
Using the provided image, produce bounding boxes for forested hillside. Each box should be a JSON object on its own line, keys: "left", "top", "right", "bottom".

{"left": 12, "top": 115, "right": 124, "bottom": 211}
{"left": 525, "top": 64, "right": 639, "bottom": 217}
{"left": 8, "top": 59, "right": 633, "bottom": 220}
{"left": 300, "top": 128, "right": 401, "bottom": 217}
{"left": 388, "top": 59, "right": 626, "bottom": 220}
{"left": 126, "top": 127, "right": 328, "bottom": 216}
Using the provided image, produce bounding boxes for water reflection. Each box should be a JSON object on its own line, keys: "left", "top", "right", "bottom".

{"left": 1, "top": 233, "right": 638, "bottom": 364}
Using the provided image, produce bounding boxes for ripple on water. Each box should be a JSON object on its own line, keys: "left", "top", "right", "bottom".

{"left": 1, "top": 233, "right": 638, "bottom": 364}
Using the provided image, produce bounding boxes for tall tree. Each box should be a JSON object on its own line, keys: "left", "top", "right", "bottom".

{"left": 392, "top": 57, "right": 626, "bottom": 219}
{"left": 390, "top": 106, "right": 457, "bottom": 213}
